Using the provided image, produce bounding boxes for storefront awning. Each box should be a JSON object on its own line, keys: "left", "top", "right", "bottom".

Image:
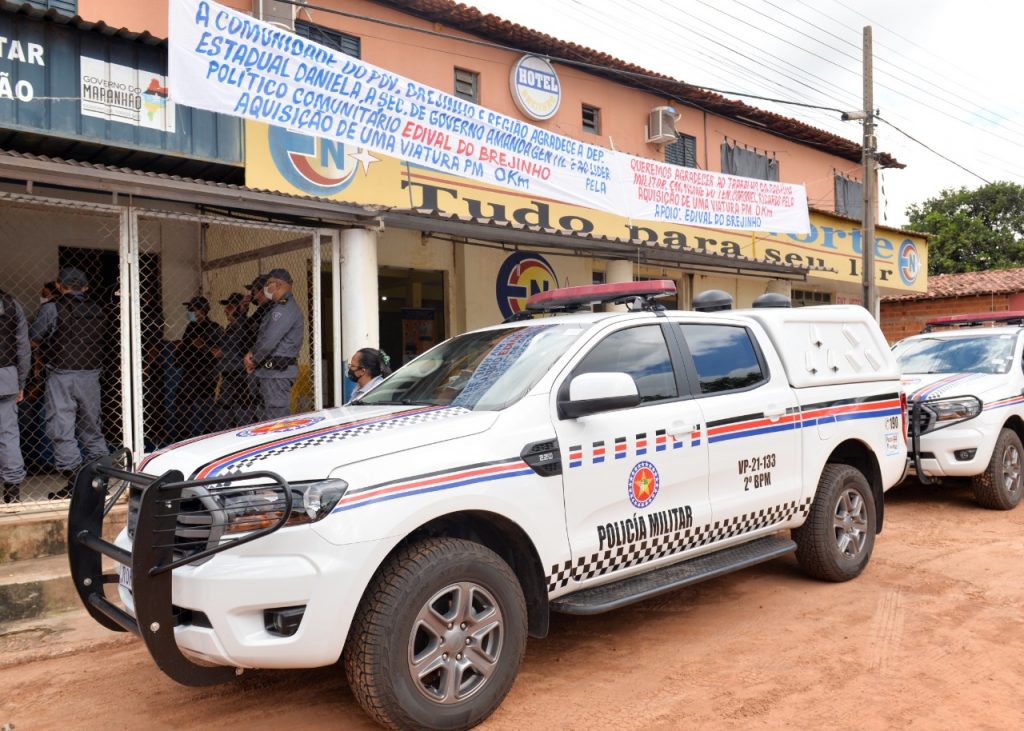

{"left": 0, "top": 148, "right": 379, "bottom": 225}
{"left": 383, "top": 207, "right": 817, "bottom": 281}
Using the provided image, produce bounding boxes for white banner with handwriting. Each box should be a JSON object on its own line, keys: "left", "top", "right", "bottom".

{"left": 169, "top": 0, "right": 809, "bottom": 233}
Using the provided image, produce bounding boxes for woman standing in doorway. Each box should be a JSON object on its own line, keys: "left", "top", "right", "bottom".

{"left": 347, "top": 348, "right": 391, "bottom": 403}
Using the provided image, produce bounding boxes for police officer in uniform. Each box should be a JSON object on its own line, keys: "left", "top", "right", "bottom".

{"left": 214, "top": 292, "right": 252, "bottom": 428}
{"left": 242, "top": 274, "right": 270, "bottom": 420}
{"left": 30, "top": 267, "right": 108, "bottom": 498}
{"left": 0, "top": 289, "right": 30, "bottom": 503}
{"left": 178, "top": 296, "right": 223, "bottom": 437}
{"left": 244, "top": 268, "right": 304, "bottom": 420}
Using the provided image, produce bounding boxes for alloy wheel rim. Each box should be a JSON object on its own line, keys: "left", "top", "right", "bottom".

{"left": 1001, "top": 443, "right": 1021, "bottom": 494}
{"left": 833, "top": 487, "right": 868, "bottom": 559}
{"left": 408, "top": 581, "right": 504, "bottom": 704}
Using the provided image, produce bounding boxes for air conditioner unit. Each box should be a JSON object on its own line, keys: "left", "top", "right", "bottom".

{"left": 253, "top": 0, "right": 297, "bottom": 30}
{"left": 645, "top": 106, "right": 680, "bottom": 145}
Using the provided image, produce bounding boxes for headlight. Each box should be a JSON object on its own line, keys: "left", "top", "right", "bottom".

{"left": 918, "top": 396, "right": 982, "bottom": 433}
{"left": 219, "top": 478, "right": 348, "bottom": 534}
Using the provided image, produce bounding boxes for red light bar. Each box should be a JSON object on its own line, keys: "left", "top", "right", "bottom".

{"left": 526, "top": 280, "right": 677, "bottom": 311}
{"left": 925, "top": 311, "right": 1024, "bottom": 328}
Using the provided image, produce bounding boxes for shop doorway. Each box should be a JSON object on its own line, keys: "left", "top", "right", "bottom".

{"left": 378, "top": 268, "right": 446, "bottom": 369}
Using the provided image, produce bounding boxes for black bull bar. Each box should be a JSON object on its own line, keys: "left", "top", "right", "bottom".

{"left": 67, "top": 451, "right": 293, "bottom": 686}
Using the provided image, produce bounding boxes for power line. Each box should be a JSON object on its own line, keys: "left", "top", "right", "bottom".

{"left": 289, "top": 0, "right": 1007, "bottom": 193}
{"left": 804, "top": 0, "right": 1024, "bottom": 136}
{"left": 279, "top": 0, "right": 847, "bottom": 114}
{"left": 755, "top": 0, "right": 1024, "bottom": 140}
{"left": 875, "top": 114, "right": 991, "bottom": 185}
{"left": 686, "top": 0, "right": 1024, "bottom": 150}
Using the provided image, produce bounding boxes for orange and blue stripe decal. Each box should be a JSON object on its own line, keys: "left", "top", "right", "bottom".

{"left": 333, "top": 458, "right": 533, "bottom": 512}
{"left": 908, "top": 373, "right": 984, "bottom": 402}
{"left": 985, "top": 394, "right": 1024, "bottom": 412}
{"left": 138, "top": 424, "right": 240, "bottom": 471}
{"left": 707, "top": 393, "right": 901, "bottom": 444}
{"left": 707, "top": 409, "right": 802, "bottom": 444}
{"left": 799, "top": 393, "right": 902, "bottom": 426}
{"left": 192, "top": 406, "right": 449, "bottom": 479}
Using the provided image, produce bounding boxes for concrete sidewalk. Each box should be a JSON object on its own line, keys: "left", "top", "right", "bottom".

{"left": 0, "top": 607, "right": 134, "bottom": 669}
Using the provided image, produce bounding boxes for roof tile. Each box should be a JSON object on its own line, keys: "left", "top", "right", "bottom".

{"left": 882, "top": 268, "right": 1024, "bottom": 302}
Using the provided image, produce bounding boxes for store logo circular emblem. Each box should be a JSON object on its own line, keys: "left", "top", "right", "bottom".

{"left": 268, "top": 126, "right": 360, "bottom": 196}
{"left": 236, "top": 416, "right": 324, "bottom": 438}
{"left": 898, "top": 240, "right": 920, "bottom": 286}
{"left": 509, "top": 55, "right": 561, "bottom": 121}
{"left": 496, "top": 252, "right": 558, "bottom": 319}
{"left": 628, "top": 461, "right": 660, "bottom": 509}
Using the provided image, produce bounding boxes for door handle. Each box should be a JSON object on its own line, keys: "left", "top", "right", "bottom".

{"left": 763, "top": 405, "right": 785, "bottom": 422}
{"left": 668, "top": 420, "right": 696, "bottom": 438}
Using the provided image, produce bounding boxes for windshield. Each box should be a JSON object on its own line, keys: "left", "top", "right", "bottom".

{"left": 893, "top": 334, "right": 1017, "bottom": 375}
{"left": 357, "top": 323, "right": 589, "bottom": 410}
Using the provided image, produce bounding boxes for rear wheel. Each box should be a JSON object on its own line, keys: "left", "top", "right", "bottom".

{"left": 971, "top": 428, "right": 1024, "bottom": 510}
{"left": 792, "top": 464, "right": 876, "bottom": 582}
{"left": 344, "top": 537, "right": 527, "bottom": 731}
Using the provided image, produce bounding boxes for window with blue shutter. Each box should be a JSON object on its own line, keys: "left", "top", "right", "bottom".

{"left": 665, "top": 133, "right": 697, "bottom": 168}
{"left": 294, "top": 20, "right": 361, "bottom": 59}
{"left": 24, "top": 0, "right": 77, "bottom": 14}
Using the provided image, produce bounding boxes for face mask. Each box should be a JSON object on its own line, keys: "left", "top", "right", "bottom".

{"left": 186, "top": 311, "right": 197, "bottom": 323}
{"left": 347, "top": 367, "right": 360, "bottom": 383}
{"left": 40, "top": 296, "right": 49, "bottom": 304}
{"left": 263, "top": 286, "right": 274, "bottom": 300}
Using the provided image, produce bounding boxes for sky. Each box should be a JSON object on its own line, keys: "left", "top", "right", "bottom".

{"left": 462, "top": 0, "right": 1024, "bottom": 228}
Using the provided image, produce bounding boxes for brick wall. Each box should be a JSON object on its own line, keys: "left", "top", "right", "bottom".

{"left": 880, "top": 294, "right": 1013, "bottom": 343}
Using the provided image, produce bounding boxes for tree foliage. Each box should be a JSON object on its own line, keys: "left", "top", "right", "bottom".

{"left": 906, "top": 181, "right": 1024, "bottom": 275}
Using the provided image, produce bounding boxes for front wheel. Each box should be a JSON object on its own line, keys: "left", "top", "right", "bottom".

{"left": 344, "top": 537, "right": 527, "bottom": 731}
{"left": 792, "top": 464, "right": 876, "bottom": 582}
{"left": 971, "top": 428, "right": 1024, "bottom": 510}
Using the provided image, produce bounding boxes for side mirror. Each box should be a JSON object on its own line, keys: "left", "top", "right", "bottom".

{"left": 559, "top": 372, "right": 641, "bottom": 419}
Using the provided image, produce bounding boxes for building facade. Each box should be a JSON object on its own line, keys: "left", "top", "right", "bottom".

{"left": 0, "top": 0, "right": 928, "bottom": 505}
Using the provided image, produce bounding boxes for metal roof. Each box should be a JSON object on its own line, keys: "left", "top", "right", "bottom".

{"left": 0, "top": 148, "right": 380, "bottom": 223}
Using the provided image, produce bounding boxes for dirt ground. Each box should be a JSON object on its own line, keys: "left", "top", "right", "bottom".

{"left": 3, "top": 478, "right": 1024, "bottom": 730}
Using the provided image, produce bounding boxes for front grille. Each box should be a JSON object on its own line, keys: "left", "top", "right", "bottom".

{"left": 127, "top": 486, "right": 142, "bottom": 540}
{"left": 173, "top": 488, "right": 227, "bottom": 562}
{"left": 907, "top": 403, "right": 936, "bottom": 437}
{"left": 125, "top": 474, "right": 294, "bottom": 568}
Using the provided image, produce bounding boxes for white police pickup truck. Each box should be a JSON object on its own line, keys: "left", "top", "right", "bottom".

{"left": 68, "top": 281, "right": 906, "bottom": 731}
{"left": 893, "top": 311, "right": 1024, "bottom": 510}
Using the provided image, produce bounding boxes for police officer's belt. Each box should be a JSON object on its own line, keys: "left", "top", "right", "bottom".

{"left": 260, "top": 357, "right": 297, "bottom": 370}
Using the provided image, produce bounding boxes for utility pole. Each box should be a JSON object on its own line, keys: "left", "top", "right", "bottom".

{"left": 862, "top": 25, "right": 877, "bottom": 319}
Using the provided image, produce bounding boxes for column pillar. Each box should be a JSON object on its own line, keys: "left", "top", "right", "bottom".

{"left": 605, "top": 259, "right": 633, "bottom": 284}
{"left": 765, "top": 280, "right": 792, "bottom": 297}
{"left": 341, "top": 227, "right": 379, "bottom": 365}
{"left": 604, "top": 259, "right": 633, "bottom": 311}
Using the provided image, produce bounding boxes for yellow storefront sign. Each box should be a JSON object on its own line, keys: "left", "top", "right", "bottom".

{"left": 245, "top": 121, "right": 927, "bottom": 293}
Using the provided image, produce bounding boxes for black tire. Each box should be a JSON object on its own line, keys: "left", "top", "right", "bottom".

{"left": 971, "top": 428, "right": 1024, "bottom": 510}
{"left": 792, "top": 464, "right": 876, "bottom": 582}
{"left": 343, "top": 537, "right": 528, "bottom": 731}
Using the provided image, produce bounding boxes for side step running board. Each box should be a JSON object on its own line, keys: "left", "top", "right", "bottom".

{"left": 550, "top": 535, "right": 796, "bottom": 615}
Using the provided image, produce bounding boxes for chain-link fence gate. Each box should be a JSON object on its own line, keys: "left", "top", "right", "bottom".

{"left": 1, "top": 194, "right": 329, "bottom": 514}
{"left": 0, "top": 192, "right": 126, "bottom": 508}
{"left": 130, "top": 210, "right": 325, "bottom": 459}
